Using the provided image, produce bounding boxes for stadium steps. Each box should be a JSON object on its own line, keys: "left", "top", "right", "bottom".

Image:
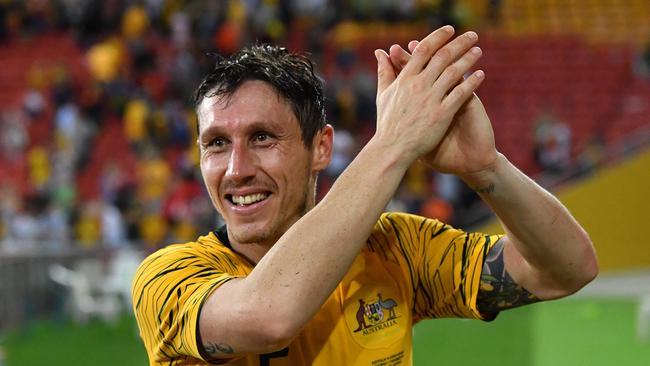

{"left": 496, "top": 0, "right": 650, "bottom": 47}
{"left": 475, "top": 34, "right": 635, "bottom": 174}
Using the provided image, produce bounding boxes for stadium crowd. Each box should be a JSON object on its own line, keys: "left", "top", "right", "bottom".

{"left": 1, "top": 0, "right": 648, "bottom": 254}
{"left": 0, "top": 0, "right": 489, "bottom": 253}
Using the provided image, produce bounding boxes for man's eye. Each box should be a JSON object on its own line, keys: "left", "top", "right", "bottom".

{"left": 254, "top": 133, "right": 271, "bottom": 143}
{"left": 208, "top": 138, "right": 227, "bottom": 149}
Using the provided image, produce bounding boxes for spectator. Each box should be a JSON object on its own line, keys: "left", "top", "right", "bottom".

{"left": 123, "top": 97, "right": 150, "bottom": 150}
{"left": 75, "top": 200, "right": 102, "bottom": 249}
{"left": 325, "top": 128, "right": 356, "bottom": 176}
{"left": 633, "top": 35, "right": 650, "bottom": 81}
{"left": 86, "top": 37, "right": 125, "bottom": 83}
{"left": 534, "top": 111, "right": 572, "bottom": 174}
{"left": 136, "top": 144, "right": 171, "bottom": 211}
{"left": 23, "top": 87, "right": 46, "bottom": 120}
{"left": 0, "top": 109, "right": 28, "bottom": 161}
{"left": 26, "top": 146, "right": 50, "bottom": 190}
{"left": 100, "top": 200, "right": 126, "bottom": 248}
{"left": 420, "top": 195, "right": 454, "bottom": 223}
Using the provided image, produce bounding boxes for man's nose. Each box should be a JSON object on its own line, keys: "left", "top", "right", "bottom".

{"left": 225, "top": 142, "right": 257, "bottom": 182}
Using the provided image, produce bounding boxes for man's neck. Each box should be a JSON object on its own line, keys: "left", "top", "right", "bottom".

{"left": 214, "top": 225, "right": 275, "bottom": 265}
{"left": 231, "top": 241, "right": 273, "bottom": 265}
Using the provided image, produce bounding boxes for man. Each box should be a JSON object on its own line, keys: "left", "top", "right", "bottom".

{"left": 132, "top": 26, "right": 598, "bottom": 365}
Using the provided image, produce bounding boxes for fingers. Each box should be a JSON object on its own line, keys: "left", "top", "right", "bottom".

{"left": 375, "top": 49, "right": 396, "bottom": 93}
{"left": 401, "top": 25, "right": 455, "bottom": 75}
{"left": 388, "top": 44, "right": 411, "bottom": 73}
{"left": 441, "top": 70, "right": 485, "bottom": 113}
{"left": 391, "top": 29, "right": 479, "bottom": 90}
{"left": 423, "top": 31, "right": 479, "bottom": 83}
{"left": 433, "top": 46, "right": 483, "bottom": 100}
{"left": 408, "top": 40, "right": 418, "bottom": 53}
{"left": 376, "top": 26, "right": 485, "bottom": 128}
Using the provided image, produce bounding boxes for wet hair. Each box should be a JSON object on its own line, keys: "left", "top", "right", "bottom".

{"left": 194, "top": 44, "right": 326, "bottom": 147}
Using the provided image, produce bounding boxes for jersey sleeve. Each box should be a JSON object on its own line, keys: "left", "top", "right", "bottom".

{"left": 131, "top": 243, "right": 243, "bottom": 364}
{"left": 376, "top": 212, "right": 502, "bottom": 322}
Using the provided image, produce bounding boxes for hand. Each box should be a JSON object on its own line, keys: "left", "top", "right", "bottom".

{"left": 385, "top": 37, "right": 498, "bottom": 182}
{"left": 372, "top": 26, "right": 485, "bottom": 169}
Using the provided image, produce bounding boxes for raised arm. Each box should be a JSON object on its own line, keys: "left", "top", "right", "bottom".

{"left": 198, "top": 26, "right": 486, "bottom": 359}
{"left": 387, "top": 41, "right": 598, "bottom": 313}
{"left": 467, "top": 152, "right": 598, "bottom": 304}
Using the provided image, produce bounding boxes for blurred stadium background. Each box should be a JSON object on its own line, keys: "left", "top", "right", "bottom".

{"left": 0, "top": 0, "right": 649, "bottom": 365}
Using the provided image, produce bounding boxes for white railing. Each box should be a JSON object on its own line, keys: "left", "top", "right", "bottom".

{"left": 0, "top": 243, "right": 144, "bottom": 332}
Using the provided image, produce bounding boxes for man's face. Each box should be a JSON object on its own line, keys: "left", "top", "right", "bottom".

{"left": 197, "top": 80, "right": 330, "bottom": 247}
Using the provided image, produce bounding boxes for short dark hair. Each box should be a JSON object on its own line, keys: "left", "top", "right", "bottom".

{"left": 194, "top": 44, "right": 326, "bottom": 147}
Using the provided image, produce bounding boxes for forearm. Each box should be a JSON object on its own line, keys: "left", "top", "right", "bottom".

{"left": 248, "top": 138, "right": 407, "bottom": 324}
{"left": 463, "top": 153, "right": 598, "bottom": 297}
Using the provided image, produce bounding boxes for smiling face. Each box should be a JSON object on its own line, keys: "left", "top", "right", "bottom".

{"left": 197, "top": 80, "right": 332, "bottom": 250}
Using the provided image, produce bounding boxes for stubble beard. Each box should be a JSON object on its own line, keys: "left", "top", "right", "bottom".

{"left": 229, "top": 182, "right": 311, "bottom": 247}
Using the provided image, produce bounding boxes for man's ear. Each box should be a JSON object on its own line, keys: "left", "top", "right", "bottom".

{"left": 311, "top": 124, "right": 334, "bottom": 171}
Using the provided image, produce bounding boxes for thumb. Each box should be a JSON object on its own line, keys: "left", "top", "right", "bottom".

{"left": 375, "top": 49, "right": 396, "bottom": 93}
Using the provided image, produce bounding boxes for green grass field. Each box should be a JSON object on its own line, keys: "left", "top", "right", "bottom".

{"left": 2, "top": 298, "right": 649, "bottom": 365}
{"left": 1, "top": 314, "right": 147, "bottom": 365}
{"left": 413, "top": 298, "right": 650, "bottom": 365}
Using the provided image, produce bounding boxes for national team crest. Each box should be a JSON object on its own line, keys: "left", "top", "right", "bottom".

{"left": 353, "top": 292, "right": 399, "bottom": 332}
{"left": 344, "top": 289, "right": 406, "bottom": 349}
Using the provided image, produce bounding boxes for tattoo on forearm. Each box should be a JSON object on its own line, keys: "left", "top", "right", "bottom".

{"left": 473, "top": 182, "right": 495, "bottom": 195}
{"left": 477, "top": 240, "right": 540, "bottom": 313}
{"left": 203, "top": 342, "right": 234, "bottom": 355}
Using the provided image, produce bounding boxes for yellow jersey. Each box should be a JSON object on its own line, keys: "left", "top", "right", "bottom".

{"left": 132, "top": 212, "right": 500, "bottom": 365}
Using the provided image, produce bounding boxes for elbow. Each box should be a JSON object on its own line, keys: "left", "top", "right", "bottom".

{"left": 577, "top": 234, "right": 599, "bottom": 289}
{"left": 200, "top": 301, "right": 298, "bottom": 355}
{"left": 254, "top": 317, "right": 297, "bottom": 353}
{"left": 541, "top": 232, "right": 598, "bottom": 300}
{"left": 575, "top": 230, "right": 598, "bottom": 288}
{"left": 240, "top": 305, "right": 300, "bottom": 354}
{"left": 561, "top": 232, "right": 599, "bottom": 296}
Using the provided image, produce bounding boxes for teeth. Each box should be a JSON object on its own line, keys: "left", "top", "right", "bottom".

{"left": 232, "top": 193, "right": 268, "bottom": 206}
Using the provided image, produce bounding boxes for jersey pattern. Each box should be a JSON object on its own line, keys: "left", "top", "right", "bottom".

{"left": 132, "top": 212, "right": 501, "bottom": 365}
